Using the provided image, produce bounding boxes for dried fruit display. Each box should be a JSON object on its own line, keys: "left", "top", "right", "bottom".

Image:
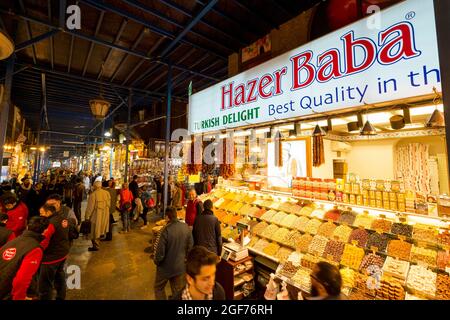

{"left": 348, "top": 228, "right": 369, "bottom": 248}
{"left": 291, "top": 267, "right": 312, "bottom": 293}
{"left": 272, "top": 228, "right": 290, "bottom": 243}
{"left": 353, "top": 215, "right": 374, "bottom": 229}
{"left": 271, "top": 212, "right": 288, "bottom": 225}
{"left": 253, "top": 222, "right": 269, "bottom": 235}
{"left": 263, "top": 242, "right": 281, "bottom": 256}
{"left": 382, "top": 256, "right": 410, "bottom": 280}
{"left": 437, "top": 230, "right": 450, "bottom": 246}
{"left": 296, "top": 234, "right": 314, "bottom": 253}
{"left": 260, "top": 210, "right": 277, "bottom": 222}
{"left": 436, "top": 274, "right": 450, "bottom": 300}
{"left": 253, "top": 238, "right": 270, "bottom": 251}
{"left": 437, "top": 250, "right": 450, "bottom": 270}
{"left": 366, "top": 232, "right": 389, "bottom": 252}
{"left": 275, "top": 247, "right": 293, "bottom": 262}
{"left": 247, "top": 236, "right": 260, "bottom": 248}
{"left": 412, "top": 224, "right": 438, "bottom": 243}
{"left": 308, "top": 235, "right": 329, "bottom": 256}
{"left": 292, "top": 216, "right": 310, "bottom": 232}
{"left": 391, "top": 223, "right": 413, "bottom": 238}
{"left": 301, "top": 254, "right": 321, "bottom": 270}
{"left": 340, "top": 244, "right": 365, "bottom": 270}
{"left": 410, "top": 246, "right": 437, "bottom": 266}
{"left": 340, "top": 268, "right": 356, "bottom": 288}
{"left": 371, "top": 219, "right": 392, "bottom": 233}
{"left": 337, "top": 211, "right": 357, "bottom": 225}
{"left": 299, "top": 206, "right": 314, "bottom": 217}
{"left": 376, "top": 276, "right": 405, "bottom": 300}
{"left": 304, "top": 219, "right": 322, "bottom": 235}
{"left": 324, "top": 208, "right": 341, "bottom": 222}
{"left": 387, "top": 240, "right": 412, "bottom": 261}
{"left": 406, "top": 265, "right": 437, "bottom": 297}
{"left": 261, "top": 224, "right": 280, "bottom": 240}
{"left": 283, "top": 230, "right": 303, "bottom": 248}
{"left": 279, "top": 214, "right": 298, "bottom": 228}
{"left": 323, "top": 240, "right": 345, "bottom": 263}
{"left": 317, "top": 222, "right": 337, "bottom": 238}
{"left": 359, "top": 253, "right": 386, "bottom": 273}
{"left": 332, "top": 225, "right": 353, "bottom": 242}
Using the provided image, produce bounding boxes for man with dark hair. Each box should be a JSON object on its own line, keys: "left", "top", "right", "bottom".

{"left": 1, "top": 193, "right": 28, "bottom": 237}
{"left": 0, "top": 216, "right": 49, "bottom": 300}
{"left": 192, "top": 199, "right": 222, "bottom": 256}
{"left": 38, "top": 204, "right": 70, "bottom": 300}
{"left": 154, "top": 207, "right": 193, "bottom": 300}
{"left": 46, "top": 194, "right": 78, "bottom": 226}
{"left": 0, "top": 213, "right": 15, "bottom": 246}
{"left": 172, "top": 246, "right": 225, "bottom": 300}
{"left": 72, "top": 177, "right": 85, "bottom": 224}
{"left": 306, "top": 261, "right": 347, "bottom": 300}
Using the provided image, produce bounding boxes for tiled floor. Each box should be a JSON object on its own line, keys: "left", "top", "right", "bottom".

{"left": 65, "top": 203, "right": 167, "bottom": 300}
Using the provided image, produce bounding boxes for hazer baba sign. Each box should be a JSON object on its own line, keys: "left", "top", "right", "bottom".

{"left": 188, "top": 0, "right": 442, "bottom": 134}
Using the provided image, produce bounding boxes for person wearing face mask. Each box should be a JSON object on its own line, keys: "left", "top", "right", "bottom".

{"left": 302, "top": 262, "right": 347, "bottom": 300}
{"left": 172, "top": 246, "right": 225, "bottom": 300}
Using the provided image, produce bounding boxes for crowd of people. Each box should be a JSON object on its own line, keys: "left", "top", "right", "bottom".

{"left": 0, "top": 169, "right": 344, "bottom": 301}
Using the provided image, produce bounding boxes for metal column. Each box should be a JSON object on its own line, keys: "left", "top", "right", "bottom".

{"left": 434, "top": 0, "right": 450, "bottom": 174}
{"left": 0, "top": 56, "right": 15, "bottom": 181}
{"left": 163, "top": 64, "right": 172, "bottom": 215}
{"left": 124, "top": 89, "right": 132, "bottom": 183}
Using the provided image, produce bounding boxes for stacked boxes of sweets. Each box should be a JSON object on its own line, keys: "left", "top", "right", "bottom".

{"left": 406, "top": 265, "right": 437, "bottom": 297}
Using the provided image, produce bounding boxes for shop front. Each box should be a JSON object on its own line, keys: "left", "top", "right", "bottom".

{"left": 188, "top": 0, "right": 450, "bottom": 300}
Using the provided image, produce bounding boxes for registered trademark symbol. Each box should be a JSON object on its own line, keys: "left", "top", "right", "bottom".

{"left": 405, "top": 11, "right": 415, "bottom": 20}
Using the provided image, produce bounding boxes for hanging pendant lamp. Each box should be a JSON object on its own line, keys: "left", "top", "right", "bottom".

{"left": 0, "top": 29, "right": 14, "bottom": 60}
{"left": 312, "top": 124, "right": 326, "bottom": 136}
{"left": 426, "top": 86, "right": 445, "bottom": 127}
{"left": 360, "top": 120, "right": 377, "bottom": 135}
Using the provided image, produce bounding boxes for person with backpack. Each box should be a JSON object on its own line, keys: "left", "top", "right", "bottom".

{"left": 84, "top": 177, "right": 110, "bottom": 251}
{"left": 0, "top": 213, "right": 15, "bottom": 247}
{"left": 0, "top": 216, "right": 49, "bottom": 300}
{"left": 38, "top": 204, "right": 71, "bottom": 300}
{"left": 119, "top": 182, "right": 133, "bottom": 234}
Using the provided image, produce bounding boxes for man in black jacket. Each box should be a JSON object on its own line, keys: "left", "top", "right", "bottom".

{"left": 154, "top": 207, "right": 193, "bottom": 300}
{"left": 192, "top": 200, "right": 222, "bottom": 256}
{"left": 172, "top": 246, "right": 225, "bottom": 300}
{"left": 38, "top": 204, "right": 70, "bottom": 300}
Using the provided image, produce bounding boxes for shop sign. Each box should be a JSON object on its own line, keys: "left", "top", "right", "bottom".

{"left": 189, "top": 0, "right": 441, "bottom": 134}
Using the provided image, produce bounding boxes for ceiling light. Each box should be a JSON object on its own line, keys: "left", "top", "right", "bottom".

{"left": 312, "top": 124, "right": 326, "bottom": 136}
{"left": 360, "top": 120, "right": 377, "bottom": 135}
{"left": 426, "top": 108, "right": 445, "bottom": 127}
{"left": 0, "top": 29, "right": 14, "bottom": 60}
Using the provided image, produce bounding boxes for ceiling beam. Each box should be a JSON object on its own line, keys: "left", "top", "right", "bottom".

{"left": 96, "top": 18, "right": 128, "bottom": 79}
{"left": 82, "top": 11, "right": 105, "bottom": 76}
{"left": 78, "top": 0, "right": 227, "bottom": 61}
{"left": 159, "top": 0, "right": 219, "bottom": 58}
{"left": 122, "top": 0, "right": 242, "bottom": 50}
{"left": 1, "top": 10, "right": 220, "bottom": 81}
{"left": 14, "top": 30, "right": 60, "bottom": 52}
{"left": 109, "top": 27, "right": 147, "bottom": 82}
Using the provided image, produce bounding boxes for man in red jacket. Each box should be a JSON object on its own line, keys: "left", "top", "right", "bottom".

{"left": 0, "top": 213, "right": 15, "bottom": 247}
{"left": 185, "top": 189, "right": 203, "bottom": 227}
{"left": 1, "top": 193, "right": 29, "bottom": 237}
{"left": 0, "top": 216, "right": 49, "bottom": 300}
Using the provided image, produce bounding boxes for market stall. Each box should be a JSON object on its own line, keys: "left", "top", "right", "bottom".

{"left": 190, "top": 0, "right": 450, "bottom": 300}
